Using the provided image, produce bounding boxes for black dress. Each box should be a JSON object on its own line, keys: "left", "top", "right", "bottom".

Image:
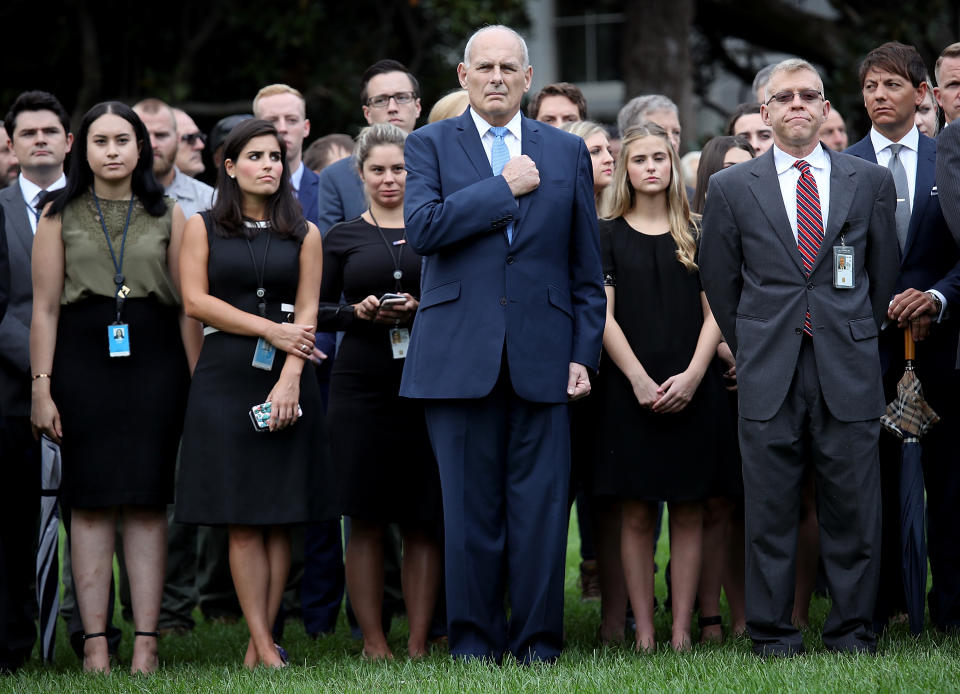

{"left": 321, "top": 217, "right": 441, "bottom": 523}
{"left": 53, "top": 195, "right": 189, "bottom": 509}
{"left": 176, "top": 216, "right": 335, "bottom": 525}
{"left": 592, "top": 217, "right": 737, "bottom": 501}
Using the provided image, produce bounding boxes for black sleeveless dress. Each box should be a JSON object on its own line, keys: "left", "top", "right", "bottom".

{"left": 176, "top": 216, "right": 335, "bottom": 525}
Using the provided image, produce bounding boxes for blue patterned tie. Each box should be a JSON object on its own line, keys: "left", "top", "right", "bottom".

{"left": 490, "top": 126, "right": 513, "bottom": 243}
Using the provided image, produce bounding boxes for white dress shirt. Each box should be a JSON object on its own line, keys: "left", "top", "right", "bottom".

{"left": 870, "top": 125, "right": 919, "bottom": 213}
{"left": 290, "top": 161, "right": 305, "bottom": 195}
{"left": 19, "top": 172, "right": 66, "bottom": 234}
{"left": 772, "top": 143, "right": 831, "bottom": 243}
{"left": 469, "top": 108, "right": 522, "bottom": 169}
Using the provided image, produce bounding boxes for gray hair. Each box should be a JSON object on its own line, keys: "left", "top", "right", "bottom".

{"left": 764, "top": 59, "right": 824, "bottom": 101}
{"left": 751, "top": 63, "right": 777, "bottom": 99}
{"left": 462, "top": 25, "right": 530, "bottom": 69}
{"left": 616, "top": 94, "right": 677, "bottom": 137}
{"left": 354, "top": 123, "right": 407, "bottom": 173}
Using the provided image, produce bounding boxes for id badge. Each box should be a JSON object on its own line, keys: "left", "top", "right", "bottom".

{"left": 108, "top": 323, "right": 130, "bottom": 357}
{"left": 252, "top": 337, "right": 276, "bottom": 370}
{"left": 833, "top": 245, "right": 855, "bottom": 289}
{"left": 389, "top": 328, "right": 410, "bottom": 359}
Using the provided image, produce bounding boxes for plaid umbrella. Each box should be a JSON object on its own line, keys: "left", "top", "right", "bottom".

{"left": 36, "top": 436, "right": 61, "bottom": 662}
{"left": 880, "top": 329, "right": 938, "bottom": 636}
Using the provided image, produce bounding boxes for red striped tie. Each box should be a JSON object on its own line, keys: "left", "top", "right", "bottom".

{"left": 795, "top": 159, "right": 823, "bottom": 336}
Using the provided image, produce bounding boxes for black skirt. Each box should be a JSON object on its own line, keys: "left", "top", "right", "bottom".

{"left": 53, "top": 297, "right": 189, "bottom": 508}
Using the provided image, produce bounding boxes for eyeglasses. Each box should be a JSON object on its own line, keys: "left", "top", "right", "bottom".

{"left": 180, "top": 132, "right": 207, "bottom": 146}
{"left": 766, "top": 89, "right": 824, "bottom": 106}
{"left": 367, "top": 91, "right": 416, "bottom": 108}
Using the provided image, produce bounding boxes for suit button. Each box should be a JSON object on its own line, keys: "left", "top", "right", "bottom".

{"left": 806, "top": 282, "right": 814, "bottom": 290}
{"left": 795, "top": 328, "right": 802, "bottom": 335}
{"left": 506, "top": 255, "right": 515, "bottom": 265}
{"left": 499, "top": 297, "right": 508, "bottom": 306}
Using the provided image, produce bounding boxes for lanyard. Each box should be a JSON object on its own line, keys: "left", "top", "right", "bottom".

{"left": 25, "top": 200, "right": 40, "bottom": 224}
{"left": 91, "top": 191, "right": 135, "bottom": 322}
{"left": 368, "top": 210, "right": 406, "bottom": 292}
{"left": 244, "top": 225, "right": 272, "bottom": 317}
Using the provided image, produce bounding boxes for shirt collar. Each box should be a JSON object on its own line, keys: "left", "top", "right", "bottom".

{"left": 772, "top": 142, "right": 829, "bottom": 175}
{"left": 869, "top": 125, "right": 919, "bottom": 156}
{"left": 19, "top": 172, "right": 66, "bottom": 207}
{"left": 290, "top": 162, "right": 304, "bottom": 192}
{"left": 469, "top": 107, "right": 523, "bottom": 142}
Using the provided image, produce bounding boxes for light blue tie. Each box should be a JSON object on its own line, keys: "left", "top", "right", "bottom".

{"left": 489, "top": 126, "right": 513, "bottom": 243}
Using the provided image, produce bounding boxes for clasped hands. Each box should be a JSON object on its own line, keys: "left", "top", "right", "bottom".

{"left": 888, "top": 288, "right": 938, "bottom": 342}
{"left": 630, "top": 370, "right": 701, "bottom": 414}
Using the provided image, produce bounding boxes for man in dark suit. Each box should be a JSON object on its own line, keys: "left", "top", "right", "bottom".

{"left": 401, "top": 25, "right": 605, "bottom": 663}
{"left": 700, "top": 58, "right": 900, "bottom": 656}
{"left": 316, "top": 60, "right": 422, "bottom": 236}
{"left": 851, "top": 43, "right": 960, "bottom": 633}
{"left": 253, "top": 83, "right": 345, "bottom": 638}
{"left": 936, "top": 42, "right": 960, "bottom": 249}
{"left": 0, "top": 91, "right": 72, "bottom": 672}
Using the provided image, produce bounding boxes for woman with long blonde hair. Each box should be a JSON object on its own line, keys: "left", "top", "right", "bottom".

{"left": 593, "top": 122, "right": 732, "bottom": 652}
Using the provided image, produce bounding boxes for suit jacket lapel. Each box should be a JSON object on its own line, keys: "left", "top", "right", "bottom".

{"left": 516, "top": 116, "right": 541, "bottom": 244}
{"left": 0, "top": 187, "right": 34, "bottom": 259}
{"left": 812, "top": 148, "right": 855, "bottom": 274}
{"left": 903, "top": 137, "right": 936, "bottom": 260}
{"left": 748, "top": 152, "right": 805, "bottom": 276}
{"left": 457, "top": 109, "right": 493, "bottom": 180}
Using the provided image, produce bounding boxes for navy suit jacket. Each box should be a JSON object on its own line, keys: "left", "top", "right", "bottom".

{"left": 295, "top": 165, "right": 336, "bottom": 369}
{"left": 400, "top": 109, "right": 606, "bottom": 404}
{"left": 297, "top": 165, "right": 322, "bottom": 227}
{"left": 846, "top": 133, "right": 960, "bottom": 374}
{"left": 315, "top": 157, "right": 365, "bottom": 236}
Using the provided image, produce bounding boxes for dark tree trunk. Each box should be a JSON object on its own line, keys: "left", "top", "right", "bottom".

{"left": 621, "top": 0, "right": 694, "bottom": 151}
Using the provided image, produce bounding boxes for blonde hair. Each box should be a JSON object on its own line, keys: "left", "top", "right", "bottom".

{"left": 354, "top": 123, "right": 407, "bottom": 172}
{"left": 604, "top": 122, "right": 699, "bottom": 272}
{"left": 428, "top": 90, "right": 470, "bottom": 123}
{"left": 561, "top": 120, "right": 612, "bottom": 214}
{"left": 252, "top": 84, "right": 305, "bottom": 118}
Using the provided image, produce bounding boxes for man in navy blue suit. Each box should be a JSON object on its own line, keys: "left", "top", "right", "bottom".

{"left": 316, "top": 60, "right": 422, "bottom": 235}
{"left": 401, "top": 25, "right": 605, "bottom": 663}
{"left": 253, "top": 84, "right": 345, "bottom": 638}
{"left": 846, "top": 42, "right": 960, "bottom": 633}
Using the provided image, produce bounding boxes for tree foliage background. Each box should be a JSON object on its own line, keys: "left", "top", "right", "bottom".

{"left": 3, "top": 0, "right": 957, "bottom": 156}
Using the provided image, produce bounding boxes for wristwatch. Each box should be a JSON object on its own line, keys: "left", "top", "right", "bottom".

{"left": 926, "top": 291, "right": 943, "bottom": 316}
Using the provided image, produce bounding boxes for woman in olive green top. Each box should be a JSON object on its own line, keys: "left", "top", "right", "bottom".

{"left": 31, "top": 102, "right": 201, "bottom": 675}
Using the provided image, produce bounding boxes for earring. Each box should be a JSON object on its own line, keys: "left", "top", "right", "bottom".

{"left": 229, "top": 173, "right": 236, "bottom": 179}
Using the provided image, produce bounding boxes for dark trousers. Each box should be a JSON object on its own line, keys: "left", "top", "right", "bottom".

{"left": 739, "top": 338, "right": 881, "bottom": 655}
{"left": 424, "top": 367, "right": 570, "bottom": 663}
{"left": 0, "top": 416, "right": 39, "bottom": 672}
{"left": 300, "top": 519, "right": 345, "bottom": 635}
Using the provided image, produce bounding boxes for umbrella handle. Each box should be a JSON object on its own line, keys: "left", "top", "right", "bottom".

{"left": 904, "top": 326, "right": 915, "bottom": 361}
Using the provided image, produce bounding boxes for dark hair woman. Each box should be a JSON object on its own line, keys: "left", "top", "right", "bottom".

{"left": 31, "top": 101, "right": 199, "bottom": 674}
{"left": 175, "top": 118, "right": 336, "bottom": 669}
{"left": 690, "top": 134, "right": 755, "bottom": 643}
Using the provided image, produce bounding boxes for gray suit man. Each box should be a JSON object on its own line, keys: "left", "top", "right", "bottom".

{"left": 700, "top": 59, "right": 899, "bottom": 656}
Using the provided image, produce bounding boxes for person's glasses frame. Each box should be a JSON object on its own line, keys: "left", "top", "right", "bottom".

{"left": 367, "top": 91, "right": 417, "bottom": 108}
{"left": 181, "top": 132, "right": 207, "bottom": 146}
{"left": 766, "top": 89, "right": 824, "bottom": 106}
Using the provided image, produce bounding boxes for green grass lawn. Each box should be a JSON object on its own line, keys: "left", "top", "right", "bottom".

{"left": 4, "top": 513, "right": 959, "bottom": 693}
